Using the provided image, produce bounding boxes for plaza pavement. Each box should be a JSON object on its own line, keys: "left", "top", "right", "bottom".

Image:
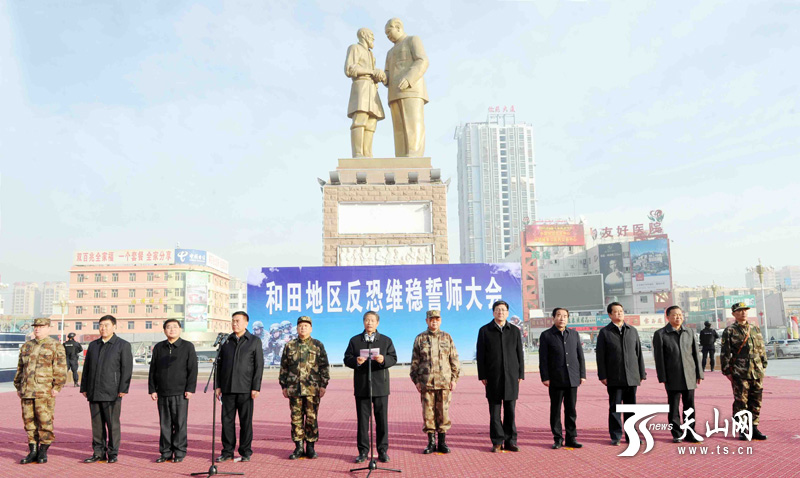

{"left": 0, "top": 366, "right": 798, "bottom": 478}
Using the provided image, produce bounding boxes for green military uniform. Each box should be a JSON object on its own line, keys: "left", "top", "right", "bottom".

{"left": 14, "top": 318, "right": 67, "bottom": 456}
{"left": 410, "top": 310, "right": 460, "bottom": 437}
{"left": 278, "top": 317, "right": 330, "bottom": 445}
{"left": 721, "top": 303, "right": 767, "bottom": 427}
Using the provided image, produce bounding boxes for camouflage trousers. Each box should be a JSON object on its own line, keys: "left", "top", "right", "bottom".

{"left": 731, "top": 377, "right": 763, "bottom": 425}
{"left": 21, "top": 397, "right": 56, "bottom": 444}
{"left": 289, "top": 396, "right": 320, "bottom": 442}
{"left": 420, "top": 389, "right": 451, "bottom": 434}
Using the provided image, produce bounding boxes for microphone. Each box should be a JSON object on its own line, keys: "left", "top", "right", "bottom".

{"left": 213, "top": 333, "right": 230, "bottom": 347}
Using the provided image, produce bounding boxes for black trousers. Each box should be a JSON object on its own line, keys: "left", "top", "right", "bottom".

{"left": 702, "top": 347, "right": 716, "bottom": 371}
{"left": 355, "top": 396, "right": 388, "bottom": 454}
{"left": 549, "top": 387, "right": 577, "bottom": 443}
{"left": 67, "top": 358, "right": 80, "bottom": 384}
{"left": 90, "top": 399, "right": 122, "bottom": 458}
{"left": 221, "top": 393, "right": 254, "bottom": 457}
{"left": 158, "top": 395, "right": 189, "bottom": 458}
{"left": 488, "top": 399, "right": 517, "bottom": 446}
{"left": 667, "top": 389, "right": 695, "bottom": 439}
{"left": 607, "top": 386, "right": 637, "bottom": 441}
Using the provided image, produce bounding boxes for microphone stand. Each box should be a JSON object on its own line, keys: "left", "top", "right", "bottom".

{"left": 350, "top": 337, "right": 401, "bottom": 477}
{"left": 191, "top": 333, "right": 243, "bottom": 477}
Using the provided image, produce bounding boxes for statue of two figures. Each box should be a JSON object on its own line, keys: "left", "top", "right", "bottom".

{"left": 345, "top": 18, "right": 428, "bottom": 158}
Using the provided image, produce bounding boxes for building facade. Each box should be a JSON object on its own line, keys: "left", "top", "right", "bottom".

{"left": 229, "top": 277, "right": 247, "bottom": 313}
{"left": 41, "top": 281, "right": 69, "bottom": 317}
{"left": 60, "top": 248, "right": 230, "bottom": 343}
{"left": 456, "top": 111, "right": 536, "bottom": 263}
{"left": 12, "top": 282, "right": 40, "bottom": 316}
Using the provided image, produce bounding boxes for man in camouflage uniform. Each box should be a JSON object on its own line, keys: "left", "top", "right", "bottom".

{"left": 721, "top": 302, "right": 768, "bottom": 440}
{"left": 410, "top": 310, "right": 460, "bottom": 454}
{"left": 14, "top": 318, "right": 68, "bottom": 464}
{"left": 279, "top": 316, "right": 330, "bottom": 460}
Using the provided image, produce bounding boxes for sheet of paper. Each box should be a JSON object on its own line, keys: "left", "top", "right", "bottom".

{"left": 359, "top": 348, "right": 380, "bottom": 359}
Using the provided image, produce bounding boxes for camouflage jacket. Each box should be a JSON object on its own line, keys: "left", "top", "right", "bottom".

{"left": 279, "top": 337, "right": 330, "bottom": 397}
{"left": 14, "top": 336, "right": 68, "bottom": 399}
{"left": 721, "top": 322, "right": 767, "bottom": 380}
{"left": 410, "top": 329, "right": 460, "bottom": 391}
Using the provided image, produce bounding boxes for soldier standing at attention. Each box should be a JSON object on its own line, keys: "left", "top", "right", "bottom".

{"left": 721, "top": 302, "right": 768, "bottom": 440}
{"left": 279, "top": 316, "right": 330, "bottom": 460}
{"left": 410, "top": 310, "right": 460, "bottom": 454}
{"left": 14, "top": 317, "right": 67, "bottom": 464}
{"left": 63, "top": 332, "right": 83, "bottom": 387}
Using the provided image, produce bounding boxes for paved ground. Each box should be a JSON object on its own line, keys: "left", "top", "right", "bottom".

{"left": 1, "top": 367, "right": 799, "bottom": 478}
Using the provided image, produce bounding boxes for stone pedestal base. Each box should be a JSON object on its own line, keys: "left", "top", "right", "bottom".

{"left": 322, "top": 158, "right": 448, "bottom": 266}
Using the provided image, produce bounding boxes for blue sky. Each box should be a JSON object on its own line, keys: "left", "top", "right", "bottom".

{"left": 1, "top": 0, "right": 798, "bottom": 294}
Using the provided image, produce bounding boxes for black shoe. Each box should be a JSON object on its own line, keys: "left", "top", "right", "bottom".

{"left": 216, "top": 454, "right": 234, "bottom": 462}
{"left": 564, "top": 441, "right": 582, "bottom": 449}
{"left": 437, "top": 432, "right": 450, "bottom": 454}
{"left": 672, "top": 438, "right": 683, "bottom": 443}
{"left": 20, "top": 443, "right": 38, "bottom": 464}
{"left": 74, "top": 382, "right": 80, "bottom": 387}
{"left": 84, "top": 454, "right": 105, "bottom": 463}
{"left": 289, "top": 441, "right": 304, "bottom": 460}
{"left": 503, "top": 443, "right": 520, "bottom": 452}
{"left": 423, "top": 433, "right": 437, "bottom": 454}
{"left": 305, "top": 441, "right": 317, "bottom": 459}
{"left": 36, "top": 444, "right": 50, "bottom": 464}
{"left": 354, "top": 452, "right": 368, "bottom": 463}
{"left": 378, "top": 450, "right": 390, "bottom": 463}
{"left": 491, "top": 444, "right": 502, "bottom": 453}
{"left": 156, "top": 456, "right": 170, "bottom": 463}
{"left": 752, "top": 427, "right": 768, "bottom": 440}
{"left": 107, "top": 456, "right": 118, "bottom": 464}
{"left": 611, "top": 440, "right": 621, "bottom": 446}
{"left": 552, "top": 442, "right": 562, "bottom": 449}
{"left": 173, "top": 457, "right": 184, "bottom": 463}
{"left": 240, "top": 455, "right": 251, "bottom": 462}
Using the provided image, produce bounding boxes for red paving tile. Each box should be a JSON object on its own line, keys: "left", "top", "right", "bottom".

{"left": 1, "top": 369, "right": 799, "bottom": 478}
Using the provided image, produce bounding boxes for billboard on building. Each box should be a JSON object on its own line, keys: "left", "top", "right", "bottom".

{"left": 630, "top": 239, "right": 671, "bottom": 293}
{"left": 247, "top": 263, "right": 522, "bottom": 365}
{"left": 525, "top": 224, "right": 585, "bottom": 247}
{"left": 207, "top": 252, "right": 230, "bottom": 275}
{"left": 542, "top": 275, "right": 605, "bottom": 312}
{"left": 175, "top": 249, "right": 207, "bottom": 266}
{"left": 74, "top": 249, "right": 173, "bottom": 266}
{"left": 184, "top": 272, "right": 208, "bottom": 332}
{"left": 599, "top": 243, "right": 625, "bottom": 296}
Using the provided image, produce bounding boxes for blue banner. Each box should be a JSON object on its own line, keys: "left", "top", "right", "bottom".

{"left": 175, "top": 248, "right": 207, "bottom": 266}
{"left": 246, "top": 263, "right": 522, "bottom": 365}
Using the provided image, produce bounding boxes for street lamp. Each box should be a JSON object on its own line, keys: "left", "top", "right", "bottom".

{"left": 755, "top": 259, "right": 770, "bottom": 342}
{"left": 54, "top": 299, "right": 74, "bottom": 342}
{"left": 710, "top": 282, "right": 721, "bottom": 329}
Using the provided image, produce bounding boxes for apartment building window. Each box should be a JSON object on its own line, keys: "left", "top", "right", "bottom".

{"left": 129, "top": 289, "right": 136, "bottom": 298}
{"left": 164, "top": 305, "right": 168, "bottom": 313}
{"left": 112, "top": 273, "right": 119, "bottom": 282}
{"left": 111, "top": 289, "right": 119, "bottom": 298}
{"left": 640, "top": 296, "right": 648, "bottom": 303}
{"left": 175, "top": 288, "right": 184, "bottom": 297}
{"left": 129, "top": 273, "right": 136, "bottom": 281}
{"left": 146, "top": 289, "right": 154, "bottom": 298}
{"left": 95, "top": 273, "right": 102, "bottom": 282}
{"left": 164, "top": 273, "right": 171, "bottom": 280}
{"left": 128, "top": 305, "right": 135, "bottom": 313}
{"left": 111, "top": 305, "right": 118, "bottom": 314}
{"left": 94, "top": 289, "right": 101, "bottom": 298}
{"left": 145, "top": 321, "right": 153, "bottom": 330}
{"left": 93, "top": 305, "right": 101, "bottom": 314}
{"left": 93, "top": 322, "right": 99, "bottom": 330}
{"left": 128, "top": 321, "right": 135, "bottom": 330}
{"left": 77, "top": 273, "right": 85, "bottom": 283}
{"left": 146, "top": 305, "right": 153, "bottom": 313}
{"left": 76, "top": 306, "right": 84, "bottom": 314}
{"left": 147, "top": 272, "right": 154, "bottom": 281}
{"left": 77, "top": 290, "right": 85, "bottom": 298}
{"left": 75, "top": 322, "right": 83, "bottom": 331}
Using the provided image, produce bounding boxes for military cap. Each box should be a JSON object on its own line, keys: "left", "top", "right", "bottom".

{"left": 731, "top": 302, "right": 750, "bottom": 313}
{"left": 426, "top": 310, "right": 441, "bottom": 319}
{"left": 297, "top": 316, "right": 312, "bottom": 326}
{"left": 33, "top": 317, "right": 51, "bottom": 326}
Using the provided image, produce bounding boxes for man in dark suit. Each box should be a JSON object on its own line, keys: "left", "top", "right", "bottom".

{"left": 653, "top": 305, "right": 704, "bottom": 443}
{"left": 215, "top": 311, "right": 264, "bottom": 462}
{"left": 343, "top": 310, "right": 398, "bottom": 464}
{"left": 476, "top": 300, "right": 525, "bottom": 453}
{"left": 148, "top": 319, "right": 198, "bottom": 463}
{"left": 81, "top": 315, "right": 133, "bottom": 464}
{"left": 596, "top": 302, "right": 646, "bottom": 446}
{"left": 539, "top": 308, "right": 586, "bottom": 449}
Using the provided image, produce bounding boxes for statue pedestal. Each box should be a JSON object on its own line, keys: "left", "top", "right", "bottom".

{"left": 322, "top": 158, "right": 449, "bottom": 266}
